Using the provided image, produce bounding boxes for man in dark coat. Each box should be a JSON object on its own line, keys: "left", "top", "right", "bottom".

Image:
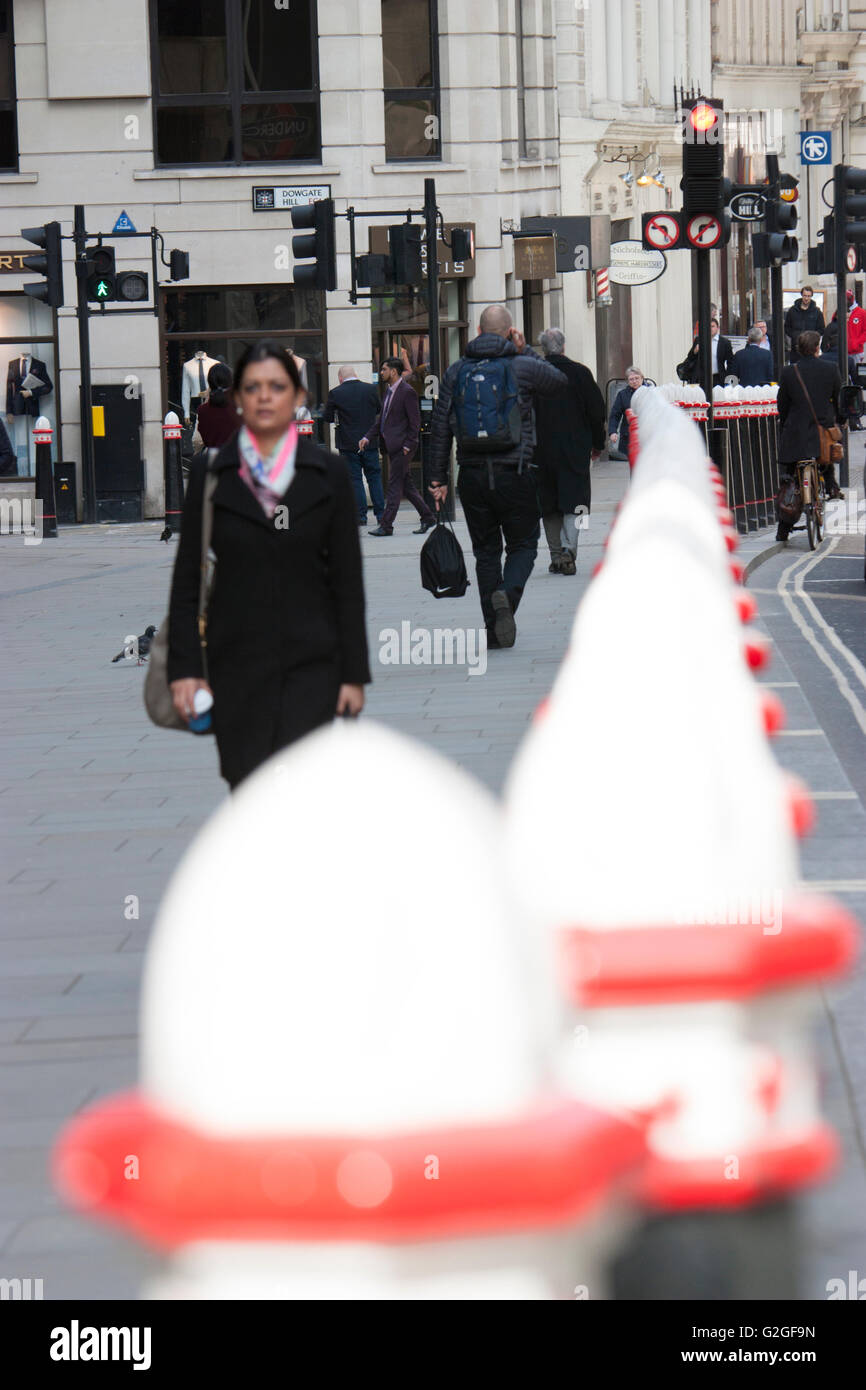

{"left": 427, "top": 304, "right": 568, "bottom": 649}
{"left": 535, "top": 329, "right": 606, "bottom": 575}
{"left": 168, "top": 432, "right": 371, "bottom": 789}
{"left": 775, "top": 329, "right": 843, "bottom": 542}
{"left": 6, "top": 353, "right": 52, "bottom": 418}
{"left": 362, "top": 357, "right": 435, "bottom": 536}
{"left": 608, "top": 367, "right": 645, "bottom": 461}
{"left": 731, "top": 327, "right": 775, "bottom": 386}
{"left": 323, "top": 365, "right": 385, "bottom": 526}
{"left": 784, "top": 287, "right": 825, "bottom": 363}
{"left": 679, "top": 319, "right": 735, "bottom": 388}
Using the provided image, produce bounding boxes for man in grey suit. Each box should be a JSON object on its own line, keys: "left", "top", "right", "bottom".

{"left": 361, "top": 358, "right": 436, "bottom": 536}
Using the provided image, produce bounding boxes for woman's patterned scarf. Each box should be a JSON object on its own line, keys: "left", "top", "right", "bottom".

{"left": 237, "top": 423, "right": 298, "bottom": 518}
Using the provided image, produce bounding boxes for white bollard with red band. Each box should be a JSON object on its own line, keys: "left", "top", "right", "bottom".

{"left": 54, "top": 721, "right": 645, "bottom": 1299}
{"left": 33, "top": 415, "right": 57, "bottom": 538}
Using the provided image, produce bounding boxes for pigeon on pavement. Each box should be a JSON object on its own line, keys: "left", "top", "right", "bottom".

{"left": 111, "top": 625, "right": 157, "bottom": 663}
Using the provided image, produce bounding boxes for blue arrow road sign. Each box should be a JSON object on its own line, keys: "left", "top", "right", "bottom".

{"left": 112, "top": 210, "right": 137, "bottom": 235}
{"left": 800, "top": 131, "right": 831, "bottom": 165}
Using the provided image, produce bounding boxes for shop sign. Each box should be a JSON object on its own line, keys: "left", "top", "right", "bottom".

{"left": 607, "top": 240, "right": 667, "bottom": 286}
{"left": 369, "top": 223, "right": 476, "bottom": 278}
{"left": 0, "top": 252, "right": 30, "bottom": 273}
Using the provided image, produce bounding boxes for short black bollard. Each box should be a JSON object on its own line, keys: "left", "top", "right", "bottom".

{"left": 33, "top": 416, "right": 58, "bottom": 539}
{"left": 162, "top": 412, "right": 185, "bottom": 540}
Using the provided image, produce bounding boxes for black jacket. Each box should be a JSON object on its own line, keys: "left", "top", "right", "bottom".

{"left": 0, "top": 416, "right": 15, "bottom": 475}
{"left": 429, "top": 333, "right": 568, "bottom": 479}
{"left": 323, "top": 377, "right": 382, "bottom": 452}
{"left": 777, "top": 357, "right": 842, "bottom": 466}
{"left": 167, "top": 434, "right": 370, "bottom": 759}
{"left": 6, "top": 356, "right": 52, "bottom": 418}
{"left": 784, "top": 299, "right": 825, "bottom": 351}
{"left": 608, "top": 385, "right": 636, "bottom": 453}
{"left": 535, "top": 353, "right": 605, "bottom": 514}
{"left": 681, "top": 334, "right": 735, "bottom": 388}
{"left": 730, "top": 343, "right": 775, "bottom": 386}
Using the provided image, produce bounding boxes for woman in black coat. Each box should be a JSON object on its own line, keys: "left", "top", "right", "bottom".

{"left": 534, "top": 329, "right": 606, "bottom": 575}
{"left": 775, "top": 329, "right": 844, "bottom": 541}
{"left": 167, "top": 342, "right": 370, "bottom": 789}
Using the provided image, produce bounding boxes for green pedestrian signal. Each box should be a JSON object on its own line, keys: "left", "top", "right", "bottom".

{"left": 85, "top": 245, "right": 116, "bottom": 302}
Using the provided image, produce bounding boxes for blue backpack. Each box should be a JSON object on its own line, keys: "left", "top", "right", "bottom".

{"left": 451, "top": 357, "right": 522, "bottom": 456}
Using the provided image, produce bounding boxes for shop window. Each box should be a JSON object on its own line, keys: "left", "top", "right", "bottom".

{"left": 382, "top": 0, "right": 440, "bottom": 160}
{"left": 150, "top": 0, "right": 321, "bottom": 165}
{"left": 0, "top": 296, "right": 57, "bottom": 479}
{"left": 371, "top": 279, "right": 467, "bottom": 380}
{"left": 0, "top": 1, "right": 17, "bottom": 172}
{"left": 160, "top": 285, "right": 325, "bottom": 423}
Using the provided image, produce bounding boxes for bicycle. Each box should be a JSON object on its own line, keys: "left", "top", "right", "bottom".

{"left": 790, "top": 458, "right": 826, "bottom": 551}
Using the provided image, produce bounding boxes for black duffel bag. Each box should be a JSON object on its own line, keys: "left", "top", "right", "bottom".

{"left": 420, "top": 513, "right": 469, "bottom": 598}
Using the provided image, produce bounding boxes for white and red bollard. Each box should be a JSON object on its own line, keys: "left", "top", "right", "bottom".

{"left": 55, "top": 721, "right": 645, "bottom": 1299}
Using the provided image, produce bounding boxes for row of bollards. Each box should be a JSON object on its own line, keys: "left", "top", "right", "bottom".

{"left": 54, "top": 386, "right": 858, "bottom": 1299}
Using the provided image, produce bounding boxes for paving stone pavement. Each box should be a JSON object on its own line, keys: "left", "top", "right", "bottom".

{"left": 0, "top": 454, "right": 864, "bottom": 1299}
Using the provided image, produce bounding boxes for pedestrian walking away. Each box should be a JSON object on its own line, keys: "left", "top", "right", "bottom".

{"left": 535, "top": 328, "right": 606, "bottom": 575}
{"left": 192, "top": 363, "right": 241, "bottom": 452}
{"left": 427, "top": 304, "right": 568, "bottom": 649}
{"left": 361, "top": 357, "right": 435, "bottom": 536}
{"left": 731, "top": 328, "right": 775, "bottom": 387}
{"left": 324, "top": 365, "right": 386, "bottom": 525}
{"left": 167, "top": 340, "right": 371, "bottom": 790}
{"left": 775, "top": 330, "right": 844, "bottom": 542}
{"left": 785, "top": 286, "right": 825, "bottom": 364}
{"left": 608, "top": 367, "right": 645, "bottom": 464}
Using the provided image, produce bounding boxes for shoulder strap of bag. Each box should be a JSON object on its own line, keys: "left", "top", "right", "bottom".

{"left": 197, "top": 463, "right": 218, "bottom": 676}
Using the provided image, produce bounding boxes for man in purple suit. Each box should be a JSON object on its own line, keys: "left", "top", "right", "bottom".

{"left": 361, "top": 358, "right": 436, "bottom": 536}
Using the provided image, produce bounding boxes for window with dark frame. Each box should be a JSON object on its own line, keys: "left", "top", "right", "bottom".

{"left": 150, "top": 0, "right": 321, "bottom": 166}
{"left": 382, "top": 0, "right": 440, "bottom": 161}
{"left": 0, "top": 1, "right": 18, "bottom": 172}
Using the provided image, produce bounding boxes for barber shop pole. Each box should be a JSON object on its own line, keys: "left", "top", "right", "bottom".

{"left": 595, "top": 267, "right": 612, "bottom": 305}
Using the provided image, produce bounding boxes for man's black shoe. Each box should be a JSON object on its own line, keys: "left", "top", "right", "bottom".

{"left": 368, "top": 525, "right": 393, "bottom": 537}
{"left": 775, "top": 526, "right": 788, "bottom": 543}
{"left": 413, "top": 516, "right": 436, "bottom": 534}
{"left": 490, "top": 589, "right": 516, "bottom": 648}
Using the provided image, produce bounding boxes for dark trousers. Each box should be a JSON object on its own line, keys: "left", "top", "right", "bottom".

{"left": 381, "top": 450, "right": 433, "bottom": 529}
{"left": 341, "top": 447, "right": 385, "bottom": 522}
{"left": 457, "top": 464, "right": 540, "bottom": 631}
{"left": 217, "top": 658, "right": 341, "bottom": 791}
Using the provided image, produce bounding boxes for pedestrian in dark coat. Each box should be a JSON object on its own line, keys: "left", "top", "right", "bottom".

{"left": 784, "top": 287, "right": 825, "bottom": 362}
{"left": 167, "top": 341, "right": 370, "bottom": 790}
{"left": 535, "top": 329, "right": 606, "bottom": 575}
{"left": 361, "top": 358, "right": 435, "bottom": 536}
{"left": 679, "top": 319, "right": 735, "bottom": 388}
{"left": 608, "top": 367, "right": 645, "bottom": 460}
{"left": 775, "top": 330, "right": 844, "bottom": 541}
{"left": 731, "top": 328, "right": 775, "bottom": 386}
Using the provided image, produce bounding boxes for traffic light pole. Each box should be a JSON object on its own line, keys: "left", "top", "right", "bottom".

{"left": 73, "top": 205, "right": 97, "bottom": 525}
{"left": 424, "top": 178, "right": 441, "bottom": 392}
{"left": 834, "top": 165, "right": 850, "bottom": 489}
{"left": 696, "top": 248, "right": 714, "bottom": 427}
{"left": 765, "top": 156, "right": 786, "bottom": 386}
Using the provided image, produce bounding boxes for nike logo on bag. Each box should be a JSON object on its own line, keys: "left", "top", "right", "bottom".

{"left": 436, "top": 585, "right": 451, "bottom": 593}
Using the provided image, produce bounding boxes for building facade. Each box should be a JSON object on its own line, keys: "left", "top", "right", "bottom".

{"left": 1, "top": 1, "right": 865, "bottom": 516}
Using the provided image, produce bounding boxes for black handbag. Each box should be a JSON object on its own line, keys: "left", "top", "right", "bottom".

{"left": 420, "top": 514, "right": 469, "bottom": 598}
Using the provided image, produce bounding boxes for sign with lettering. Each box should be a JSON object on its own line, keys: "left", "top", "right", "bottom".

{"left": 520, "top": 215, "right": 611, "bottom": 272}
{"left": 514, "top": 235, "right": 557, "bottom": 280}
{"left": 369, "top": 222, "right": 476, "bottom": 279}
{"left": 252, "top": 185, "right": 332, "bottom": 211}
{"left": 0, "top": 252, "right": 30, "bottom": 273}
{"left": 607, "top": 240, "right": 667, "bottom": 286}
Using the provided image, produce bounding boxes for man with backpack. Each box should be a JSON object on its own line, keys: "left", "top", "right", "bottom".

{"left": 427, "top": 304, "right": 568, "bottom": 649}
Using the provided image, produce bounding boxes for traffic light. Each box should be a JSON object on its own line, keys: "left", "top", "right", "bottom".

{"left": 680, "top": 98, "right": 731, "bottom": 246}
{"left": 290, "top": 198, "right": 337, "bottom": 291}
{"left": 833, "top": 163, "right": 866, "bottom": 275}
{"left": 765, "top": 178, "right": 798, "bottom": 265}
{"left": 116, "top": 271, "right": 149, "bottom": 302}
{"left": 388, "top": 223, "right": 424, "bottom": 284}
{"left": 21, "top": 222, "right": 64, "bottom": 308}
{"left": 169, "top": 249, "right": 190, "bottom": 281}
{"left": 355, "top": 253, "right": 391, "bottom": 288}
{"left": 450, "top": 227, "right": 474, "bottom": 261}
{"left": 807, "top": 213, "right": 835, "bottom": 276}
{"left": 86, "top": 246, "right": 116, "bottom": 302}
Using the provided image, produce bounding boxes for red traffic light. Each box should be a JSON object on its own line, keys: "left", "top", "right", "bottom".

{"left": 690, "top": 102, "right": 718, "bottom": 132}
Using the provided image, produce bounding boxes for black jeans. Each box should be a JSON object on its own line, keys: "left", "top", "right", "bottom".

{"left": 457, "top": 464, "right": 540, "bottom": 631}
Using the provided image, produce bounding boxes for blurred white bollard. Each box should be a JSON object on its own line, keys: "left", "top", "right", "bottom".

{"left": 55, "top": 720, "right": 645, "bottom": 1300}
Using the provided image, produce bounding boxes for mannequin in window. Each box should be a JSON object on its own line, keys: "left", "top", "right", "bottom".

{"left": 182, "top": 346, "right": 220, "bottom": 425}
{"left": 6, "top": 351, "right": 53, "bottom": 475}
